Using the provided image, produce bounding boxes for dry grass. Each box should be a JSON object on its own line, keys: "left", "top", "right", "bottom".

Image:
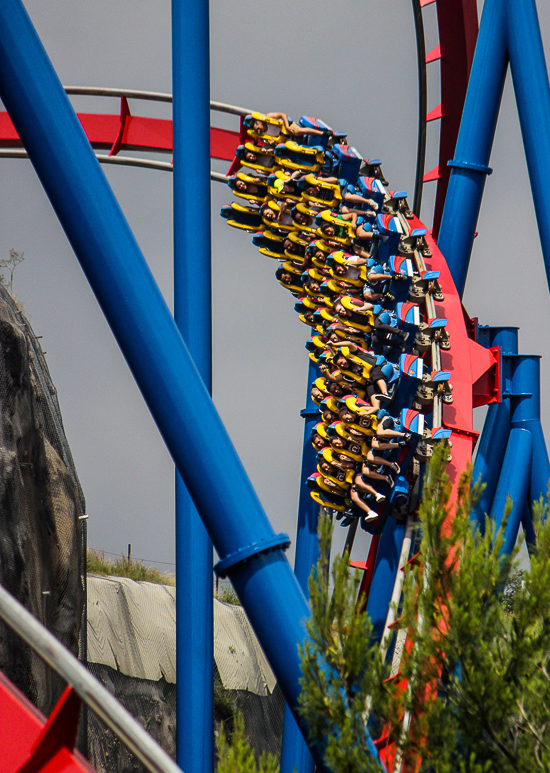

{"left": 87, "top": 550, "right": 175, "bottom": 585}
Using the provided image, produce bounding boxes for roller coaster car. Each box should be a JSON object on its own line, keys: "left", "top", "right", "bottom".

{"left": 316, "top": 455, "right": 354, "bottom": 488}
{"left": 415, "top": 427, "right": 453, "bottom": 462}
{"left": 340, "top": 295, "right": 375, "bottom": 323}
{"left": 307, "top": 475, "right": 349, "bottom": 512}
{"left": 400, "top": 408, "right": 425, "bottom": 436}
{"left": 338, "top": 396, "right": 377, "bottom": 434}
{"left": 357, "top": 176, "right": 386, "bottom": 210}
{"left": 220, "top": 202, "right": 263, "bottom": 232}
{"left": 318, "top": 446, "right": 355, "bottom": 473}
{"left": 313, "top": 421, "right": 331, "bottom": 444}
{"left": 339, "top": 347, "right": 375, "bottom": 380}
{"left": 314, "top": 210, "right": 354, "bottom": 245}
{"left": 311, "top": 377, "right": 332, "bottom": 405}
{"left": 360, "top": 158, "right": 389, "bottom": 186}
{"left": 275, "top": 262, "right": 303, "bottom": 295}
{"left": 305, "top": 334, "right": 328, "bottom": 363}
{"left": 414, "top": 318, "right": 451, "bottom": 353}
{"left": 243, "top": 112, "right": 288, "bottom": 144}
{"left": 236, "top": 143, "right": 279, "bottom": 174}
{"left": 388, "top": 254, "right": 415, "bottom": 278}
{"left": 313, "top": 307, "right": 337, "bottom": 328}
{"left": 399, "top": 352, "right": 424, "bottom": 380}
{"left": 261, "top": 200, "right": 295, "bottom": 232}
{"left": 252, "top": 230, "right": 286, "bottom": 258}
{"left": 291, "top": 203, "right": 318, "bottom": 234}
{"left": 415, "top": 370, "right": 453, "bottom": 406}
{"left": 266, "top": 171, "right": 302, "bottom": 203}
{"left": 299, "top": 173, "right": 341, "bottom": 207}
{"left": 295, "top": 301, "right": 317, "bottom": 328}
{"left": 274, "top": 141, "right": 324, "bottom": 173}
{"left": 327, "top": 252, "right": 367, "bottom": 286}
{"left": 297, "top": 116, "right": 335, "bottom": 149}
{"left": 330, "top": 144, "right": 363, "bottom": 185}
{"left": 326, "top": 323, "right": 366, "bottom": 347}
{"left": 227, "top": 172, "right": 268, "bottom": 204}
{"left": 327, "top": 422, "right": 368, "bottom": 459}
{"left": 396, "top": 302, "right": 421, "bottom": 328}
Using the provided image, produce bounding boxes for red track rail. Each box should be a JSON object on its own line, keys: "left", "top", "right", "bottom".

{"left": 0, "top": 672, "right": 94, "bottom": 773}
{"left": 0, "top": 105, "right": 241, "bottom": 163}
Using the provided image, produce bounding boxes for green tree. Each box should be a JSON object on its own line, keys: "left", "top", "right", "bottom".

{"left": 219, "top": 445, "right": 550, "bottom": 771}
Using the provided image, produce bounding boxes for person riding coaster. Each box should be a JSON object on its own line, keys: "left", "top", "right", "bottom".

{"left": 326, "top": 421, "right": 367, "bottom": 462}
{"left": 266, "top": 170, "right": 303, "bottom": 202}
{"left": 315, "top": 210, "right": 354, "bottom": 246}
{"left": 307, "top": 473, "right": 350, "bottom": 513}
{"left": 228, "top": 172, "right": 268, "bottom": 204}
{"left": 283, "top": 231, "right": 309, "bottom": 262}
{"left": 291, "top": 203, "right": 318, "bottom": 234}
{"left": 236, "top": 142, "right": 279, "bottom": 174}
{"left": 275, "top": 262, "right": 303, "bottom": 295}
{"left": 299, "top": 173, "right": 341, "bottom": 208}
{"left": 260, "top": 199, "right": 295, "bottom": 231}
{"left": 245, "top": 112, "right": 328, "bottom": 142}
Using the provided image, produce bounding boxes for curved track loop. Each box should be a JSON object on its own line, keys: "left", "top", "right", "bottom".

{"left": 0, "top": 89, "right": 244, "bottom": 163}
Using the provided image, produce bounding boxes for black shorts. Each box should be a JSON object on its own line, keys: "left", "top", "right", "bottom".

{"left": 370, "top": 365, "right": 385, "bottom": 383}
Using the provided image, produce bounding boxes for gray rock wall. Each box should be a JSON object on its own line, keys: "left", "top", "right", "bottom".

{"left": 0, "top": 286, "right": 85, "bottom": 714}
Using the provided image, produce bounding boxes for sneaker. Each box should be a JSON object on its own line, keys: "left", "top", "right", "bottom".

{"left": 375, "top": 491, "right": 386, "bottom": 503}
{"left": 362, "top": 510, "right": 379, "bottom": 523}
{"left": 374, "top": 393, "right": 391, "bottom": 402}
{"left": 385, "top": 475, "right": 395, "bottom": 488}
{"left": 390, "top": 462, "right": 400, "bottom": 474}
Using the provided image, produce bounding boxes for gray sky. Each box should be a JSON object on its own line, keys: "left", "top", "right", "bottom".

{"left": 0, "top": 0, "right": 549, "bottom": 570}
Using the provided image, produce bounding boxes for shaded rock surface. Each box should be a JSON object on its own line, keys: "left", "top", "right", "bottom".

{"left": 0, "top": 285, "right": 85, "bottom": 714}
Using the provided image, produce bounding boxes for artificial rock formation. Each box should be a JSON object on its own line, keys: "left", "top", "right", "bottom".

{"left": 0, "top": 285, "right": 85, "bottom": 714}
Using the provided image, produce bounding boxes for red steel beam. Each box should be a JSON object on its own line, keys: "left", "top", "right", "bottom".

{"left": 0, "top": 110, "right": 240, "bottom": 162}
{"left": 431, "top": 0, "right": 479, "bottom": 238}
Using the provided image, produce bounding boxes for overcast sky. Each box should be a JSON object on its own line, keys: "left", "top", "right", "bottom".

{"left": 0, "top": 0, "right": 549, "bottom": 571}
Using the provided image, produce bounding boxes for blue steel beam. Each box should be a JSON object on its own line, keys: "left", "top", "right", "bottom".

{"left": 472, "top": 327, "right": 518, "bottom": 528}
{"left": 0, "top": 0, "right": 327, "bottom": 762}
{"left": 365, "top": 519, "right": 407, "bottom": 642}
{"left": 0, "top": 5, "right": 388, "bottom": 768}
{"left": 509, "top": 355, "right": 550, "bottom": 506}
{"left": 437, "top": 0, "right": 508, "bottom": 297}
{"left": 281, "top": 359, "right": 319, "bottom": 773}
{"left": 491, "top": 428, "right": 533, "bottom": 556}
{"left": 506, "top": 0, "right": 550, "bottom": 299}
{"left": 172, "top": 0, "right": 213, "bottom": 771}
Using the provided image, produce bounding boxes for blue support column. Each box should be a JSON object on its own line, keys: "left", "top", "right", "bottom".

{"left": 509, "top": 355, "right": 550, "bottom": 507}
{"left": 0, "top": 6, "right": 389, "bottom": 767}
{"left": 281, "top": 359, "right": 319, "bottom": 773}
{"left": 365, "top": 519, "right": 406, "bottom": 642}
{"left": 172, "top": 1, "right": 213, "bottom": 771}
{"left": 491, "top": 428, "right": 533, "bottom": 556}
{"left": 0, "top": 2, "right": 315, "bottom": 761}
{"left": 506, "top": 0, "right": 550, "bottom": 298}
{"left": 438, "top": 0, "right": 508, "bottom": 297}
{"left": 472, "top": 327, "right": 518, "bottom": 527}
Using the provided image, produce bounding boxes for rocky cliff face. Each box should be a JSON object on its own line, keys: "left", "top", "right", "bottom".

{"left": 0, "top": 285, "right": 85, "bottom": 714}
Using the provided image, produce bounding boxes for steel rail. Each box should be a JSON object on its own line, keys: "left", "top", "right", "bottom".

{"left": 0, "top": 148, "right": 229, "bottom": 182}
{"left": 63, "top": 86, "right": 252, "bottom": 115}
{"left": 0, "top": 582, "right": 184, "bottom": 773}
